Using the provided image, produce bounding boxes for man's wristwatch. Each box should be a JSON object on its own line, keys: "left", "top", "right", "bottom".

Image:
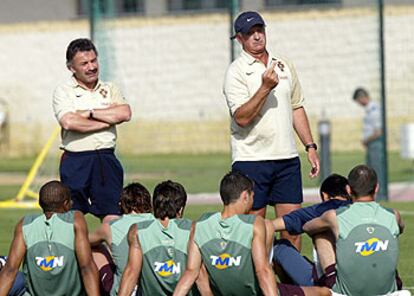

{"left": 305, "top": 143, "right": 317, "bottom": 152}
{"left": 89, "top": 109, "right": 94, "bottom": 119}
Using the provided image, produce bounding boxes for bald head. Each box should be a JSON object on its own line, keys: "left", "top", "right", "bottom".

{"left": 39, "top": 181, "right": 71, "bottom": 212}
{"left": 348, "top": 165, "right": 378, "bottom": 198}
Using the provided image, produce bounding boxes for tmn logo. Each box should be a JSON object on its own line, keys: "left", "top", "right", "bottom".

{"left": 354, "top": 238, "right": 389, "bottom": 256}
{"left": 154, "top": 260, "right": 181, "bottom": 277}
{"left": 210, "top": 253, "right": 241, "bottom": 270}
{"left": 35, "top": 256, "right": 64, "bottom": 271}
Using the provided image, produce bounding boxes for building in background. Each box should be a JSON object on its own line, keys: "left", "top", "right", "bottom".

{"left": 0, "top": 0, "right": 412, "bottom": 24}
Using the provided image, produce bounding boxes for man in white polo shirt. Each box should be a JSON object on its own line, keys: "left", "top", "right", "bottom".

{"left": 352, "top": 87, "right": 385, "bottom": 200}
{"left": 223, "top": 11, "right": 320, "bottom": 249}
{"left": 53, "top": 38, "right": 131, "bottom": 221}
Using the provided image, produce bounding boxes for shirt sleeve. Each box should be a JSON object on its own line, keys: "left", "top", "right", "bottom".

{"left": 109, "top": 83, "right": 128, "bottom": 105}
{"left": 286, "top": 60, "right": 304, "bottom": 110}
{"left": 52, "top": 85, "right": 76, "bottom": 121}
{"left": 282, "top": 206, "right": 317, "bottom": 235}
{"left": 223, "top": 65, "right": 250, "bottom": 116}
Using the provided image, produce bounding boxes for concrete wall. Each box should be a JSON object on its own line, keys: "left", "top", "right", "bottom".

{"left": 0, "top": 0, "right": 78, "bottom": 24}
{"left": 0, "top": 5, "right": 413, "bottom": 155}
{"left": 0, "top": 0, "right": 411, "bottom": 24}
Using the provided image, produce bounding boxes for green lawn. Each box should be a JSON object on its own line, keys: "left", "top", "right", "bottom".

{"left": 0, "top": 202, "right": 413, "bottom": 290}
{"left": 1, "top": 151, "right": 414, "bottom": 198}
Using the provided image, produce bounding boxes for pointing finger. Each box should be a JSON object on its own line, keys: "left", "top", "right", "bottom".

{"left": 267, "top": 61, "right": 276, "bottom": 71}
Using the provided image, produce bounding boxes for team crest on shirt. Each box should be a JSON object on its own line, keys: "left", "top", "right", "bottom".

{"left": 210, "top": 253, "right": 241, "bottom": 269}
{"left": 366, "top": 226, "right": 375, "bottom": 234}
{"left": 354, "top": 238, "right": 389, "bottom": 256}
{"left": 154, "top": 260, "right": 181, "bottom": 277}
{"left": 35, "top": 256, "right": 64, "bottom": 271}
{"left": 99, "top": 88, "right": 108, "bottom": 98}
{"left": 276, "top": 61, "right": 285, "bottom": 72}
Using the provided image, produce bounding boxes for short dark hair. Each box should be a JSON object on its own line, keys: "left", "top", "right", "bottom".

{"left": 66, "top": 38, "right": 97, "bottom": 66}
{"left": 39, "top": 180, "right": 71, "bottom": 212}
{"left": 348, "top": 165, "right": 378, "bottom": 198}
{"left": 319, "top": 174, "right": 351, "bottom": 200}
{"left": 352, "top": 87, "right": 369, "bottom": 101}
{"left": 120, "top": 182, "right": 152, "bottom": 214}
{"left": 220, "top": 171, "right": 254, "bottom": 205}
{"left": 153, "top": 180, "right": 187, "bottom": 219}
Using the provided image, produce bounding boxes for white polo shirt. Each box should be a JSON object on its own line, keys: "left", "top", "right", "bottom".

{"left": 363, "top": 101, "right": 382, "bottom": 141}
{"left": 223, "top": 50, "right": 304, "bottom": 163}
{"left": 52, "top": 76, "right": 127, "bottom": 152}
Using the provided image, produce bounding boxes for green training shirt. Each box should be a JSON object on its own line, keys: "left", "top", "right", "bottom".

{"left": 137, "top": 218, "right": 198, "bottom": 296}
{"left": 333, "top": 202, "right": 400, "bottom": 296}
{"left": 110, "top": 213, "right": 155, "bottom": 295}
{"left": 22, "top": 211, "right": 85, "bottom": 296}
{"left": 194, "top": 212, "right": 262, "bottom": 296}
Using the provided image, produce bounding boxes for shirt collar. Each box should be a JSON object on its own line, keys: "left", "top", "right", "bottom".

{"left": 240, "top": 49, "right": 276, "bottom": 66}
{"left": 241, "top": 49, "right": 258, "bottom": 65}
{"left": 70, "top": 75, "right": 102, "bottom": 91}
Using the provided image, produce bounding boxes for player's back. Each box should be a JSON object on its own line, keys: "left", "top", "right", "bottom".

{"left": 110, "top": 213, "right": 155, "bottom": 295}
{"left": 137, "top": 218, "right": 198, "bottom": 296}
{"left": 333, "top": 202, "right": 400, "bottom": 296}
{"left": 194, "top": 212, "right": 262, "bottom": 296}
{"left": 22, "top": 211, "right": 85, "bottom": 296}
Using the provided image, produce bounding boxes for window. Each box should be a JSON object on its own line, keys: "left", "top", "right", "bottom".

{"left": 78, "top": 0, "right": 145, "bottom": 16}
{"left": 122, "top": 0, "right": 145, "bottom": 13}
{"left": 266, "top": 0, "right": 341, "bottom": 7}
{"left": 168, "top": 0, "right": 228, "bottom": 11}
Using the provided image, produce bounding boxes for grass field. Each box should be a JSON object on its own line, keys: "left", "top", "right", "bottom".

{"left": 1, "top": 150, "right": 414, "bottom": 197}
{"left": 0, "top": 152, "right": 413, "bottom": 291}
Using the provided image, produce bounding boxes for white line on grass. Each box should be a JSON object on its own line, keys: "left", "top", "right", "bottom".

{"left": 400, "top": 211, "right": 414, "bottom": 216}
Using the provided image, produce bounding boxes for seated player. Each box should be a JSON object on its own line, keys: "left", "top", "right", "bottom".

{"left": 173, "top": 171, "right": 330, "bottom": 296}
{"left": 304, "top": 165, "right": 406, "bottom": 295}
{"left": 0, "top": 180, "right": 99, "bottom": 296}
{"left": 89, "top": 182, "right": 154, "bottom": 295}
{"left": 0, "top": 256, "right": 25, "bottom": 296}
{"left": 270, "top": 174, "right": 352, "bottom": 286}
{"left": 118, "top": 180, "right": 210, "bottom": 296}
{"left": 271, "top": 173, "right": 351, "bottom": 235}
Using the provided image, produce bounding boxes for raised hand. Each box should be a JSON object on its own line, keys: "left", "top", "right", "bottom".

{"left": 261, "top": 61, "right": 279, "bottom": 91}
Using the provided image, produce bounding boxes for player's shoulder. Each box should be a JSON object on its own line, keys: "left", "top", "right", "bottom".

{"left": 197, "top": 212, "right": 219, "bottom": 223}
{"left": 174, "top": 217, "right": 193, "bottom": 230}
{"left": 237, "top": 214, "right": 257, "bottom": 225}
{"left": 56, "top": 211, "right": 76, "bottom": 223}
{"left": 22, "top": 213, "right": 42, "bottom": 225}
{"left": 136, "top": 218, "right": 156, "bottom": 230}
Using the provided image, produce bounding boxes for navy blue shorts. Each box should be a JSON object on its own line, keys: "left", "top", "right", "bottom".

{"left": 60, "top": 149, "right": 123, "bottom": 217}
{"left": 232, "top": 157, "right": 303, "bottom": 210}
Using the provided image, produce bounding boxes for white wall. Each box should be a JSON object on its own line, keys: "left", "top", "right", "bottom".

{"left": 0, "top": 6, "right": 413, "bottom": 154}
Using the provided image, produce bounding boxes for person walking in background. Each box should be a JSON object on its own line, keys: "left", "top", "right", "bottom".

{"left": 352, "top": 87, "right": 386, "bottom": 200}
{"left": 223, "top": 11, "right": 320, "bottom": 250}
{"left": 53, "top": 38, "right": 131, "bottom": 221}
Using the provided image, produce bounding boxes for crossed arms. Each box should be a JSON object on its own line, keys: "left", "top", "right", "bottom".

{"left": 59, "top": 103, "right": 131, "bottom": 133}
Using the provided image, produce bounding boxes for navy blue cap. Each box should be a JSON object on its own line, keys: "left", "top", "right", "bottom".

{"left": 231, "top": 11, "right": 266, "bottom": 39}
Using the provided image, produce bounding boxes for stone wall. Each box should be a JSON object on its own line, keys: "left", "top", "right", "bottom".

{"left": 0, "top": 5, "right": 413, "bottom": 155}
